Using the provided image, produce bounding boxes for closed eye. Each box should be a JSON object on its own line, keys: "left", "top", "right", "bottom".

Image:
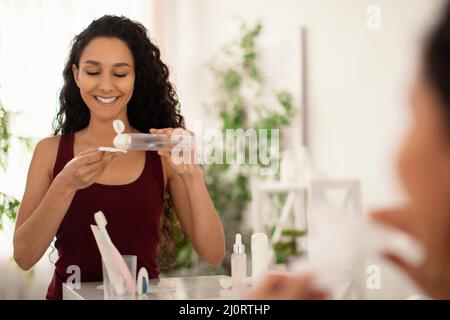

{"left": 85, "top": 71, "right": 127, "bottom": 78}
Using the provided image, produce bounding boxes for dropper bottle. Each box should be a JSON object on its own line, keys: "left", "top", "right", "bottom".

{"left": 231, "top": 233, "right": 247, "bottom": 288}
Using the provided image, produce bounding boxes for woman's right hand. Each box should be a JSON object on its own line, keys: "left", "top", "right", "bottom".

{"left": 55, "top": 147, "right": 118, "bottom": 191}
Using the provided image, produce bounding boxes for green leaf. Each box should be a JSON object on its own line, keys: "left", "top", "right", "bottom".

{"left": 0, "top": 191, "right": 20, "bottom": 226}
{"left": 281, "top": 229, "right": 307, "bottom": 238}
{"left": 17, "top": 136, "right": 36, "bottom": 151}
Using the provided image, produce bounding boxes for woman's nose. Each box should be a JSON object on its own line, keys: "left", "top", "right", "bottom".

{"left": 98, "top": 74, "right": 115, "bottom": 92}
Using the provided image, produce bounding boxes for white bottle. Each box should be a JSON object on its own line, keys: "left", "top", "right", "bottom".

{"left": 231, "top": 233, "right": 246, "bottom": 288}
{"left": 251, "top": 233, "right": 269, "bottom": 285}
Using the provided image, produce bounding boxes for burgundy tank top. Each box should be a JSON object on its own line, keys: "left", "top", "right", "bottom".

{"left": 46, "top": 133, "right": 164, "bottom": 300}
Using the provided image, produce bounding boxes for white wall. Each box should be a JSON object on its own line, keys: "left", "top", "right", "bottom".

{"left": 162, "top": 0, "right": 447, "bottom": 298}
{"left": 163, "top": 0, "right": 445, "bottom": 209}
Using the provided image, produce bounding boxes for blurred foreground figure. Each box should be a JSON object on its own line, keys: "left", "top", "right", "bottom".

{"left": 247, "top": 0, "right": 450, "bottom": 300}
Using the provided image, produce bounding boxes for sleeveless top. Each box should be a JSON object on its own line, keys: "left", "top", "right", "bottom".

{"left": 46, "top": 133, "right": 164, "bottom": 299}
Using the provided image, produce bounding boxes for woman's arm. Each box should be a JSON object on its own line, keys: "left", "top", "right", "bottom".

{"left": 167, "top": 164, "right": 225, "bottom": 265}
{"left": 13, "top": 137, "right": 76, "bottom": 270}
{"left": 153, "top": 127, "right": 225, "bottom": 266}
{"left": 13, "top": 138, "right": 117, "bottom": 270}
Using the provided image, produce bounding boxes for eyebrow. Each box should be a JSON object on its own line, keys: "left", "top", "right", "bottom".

{"left": 84, "top": 60, "right": 131, "bottom": 67}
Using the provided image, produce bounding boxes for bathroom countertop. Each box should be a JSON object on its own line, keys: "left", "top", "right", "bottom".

{"left": 62, "top": 275, "right": 250, "bottom": 300}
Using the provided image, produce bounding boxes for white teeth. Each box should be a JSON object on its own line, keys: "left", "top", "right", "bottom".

{"left": 95, "top": 96, "right": 118, "bottom": 103}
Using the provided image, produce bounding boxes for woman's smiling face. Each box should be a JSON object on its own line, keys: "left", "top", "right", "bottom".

{"left": 72, "top": 37, "right": 135, "bottom": 122}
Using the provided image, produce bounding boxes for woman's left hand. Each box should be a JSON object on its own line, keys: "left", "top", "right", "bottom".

{"left": 149, "top": 127, "right": 200, "bottom": 177}
{"left": 246, "top": 272, "right": 328, "bottom": 300}
{"left": 371, "top": 206, "right": 450, "bottom": 299}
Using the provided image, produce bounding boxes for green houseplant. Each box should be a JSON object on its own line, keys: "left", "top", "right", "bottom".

{"left": 166, "top": 19, "right": 306, "bottom": 275}
{"left": 271, "top": 228, "right": 307, "bottom": 264}
{"left": 0, "top": 99, "right": 22, "bottom": 229}
{"left": 0, "top": 98, "right": 36, "bottom": 282}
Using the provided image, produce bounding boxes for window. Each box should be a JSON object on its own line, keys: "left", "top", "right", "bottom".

{"left": 0, "top": 0, "right": 155, "bottom": 199}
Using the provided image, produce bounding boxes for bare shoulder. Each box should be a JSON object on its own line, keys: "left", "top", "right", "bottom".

{"left": 34, "top": 135, "right": 61, "bottom": 155}
{"left": 33, "top": 135, "right": 61, "bottom": 179}
{"left": 35, "top": 135, "right": 60, "bottom": 148}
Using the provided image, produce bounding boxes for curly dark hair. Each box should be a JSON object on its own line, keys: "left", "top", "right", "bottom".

{"left": 53, "top": 15, "right": 184, "bottom": 270}
{"left": 425, "top": 0, "right": 450, "bottom": 128}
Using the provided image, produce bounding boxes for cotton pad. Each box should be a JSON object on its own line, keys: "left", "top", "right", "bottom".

{"left": 98, "top": 146, "right": 127, "bottom": 153}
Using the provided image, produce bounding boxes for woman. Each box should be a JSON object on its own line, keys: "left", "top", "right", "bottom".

{"left": 249, "top": 1, "right": 450, "bottom": 300}
{"left": 12, "top": 15, "right": 225, "bottom": 300}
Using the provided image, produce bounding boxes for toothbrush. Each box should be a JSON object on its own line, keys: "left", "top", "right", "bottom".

{"left": 94, "top": 211, "right": 135, "bottom": 295}
{"left": 90, "top": 225, "right": 125, "bottom": 294}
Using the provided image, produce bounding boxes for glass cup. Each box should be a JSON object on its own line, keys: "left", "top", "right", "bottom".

{"left": 102, "top": 254, "right": 137, "bottom": 300}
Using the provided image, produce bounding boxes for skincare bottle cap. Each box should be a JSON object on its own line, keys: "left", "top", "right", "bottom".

{"left": 113, "top": 134, "right": 132, "bottom": 149}
{"left": 251, "top": 233, "right": 268, "bottom": 250}
{"left": 113, "top": 119, "right": 125, "bottom": 134}
{"left": 233, "top": 233, "right": 245, "bottom": 254}
{"left": 113, "top": 119, "right": 130, "bottom": 149}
